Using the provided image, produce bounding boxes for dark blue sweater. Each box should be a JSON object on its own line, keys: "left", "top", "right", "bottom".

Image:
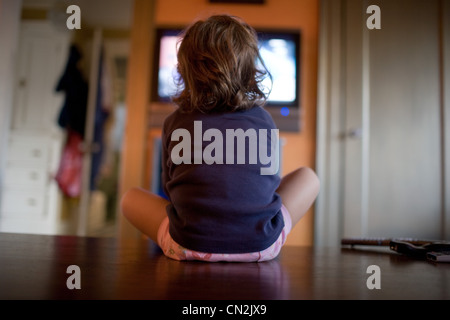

{"left": 161, "top": 106, "right": 284, "bottom": 253}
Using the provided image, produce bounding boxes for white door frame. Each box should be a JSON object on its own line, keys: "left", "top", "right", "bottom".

{"left": 315, "top": 0, "right": 346, "bottom": 247}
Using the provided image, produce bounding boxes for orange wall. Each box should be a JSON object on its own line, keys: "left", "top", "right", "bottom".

{"left": 152, "top": 0, "right": 319, "bottom": 246}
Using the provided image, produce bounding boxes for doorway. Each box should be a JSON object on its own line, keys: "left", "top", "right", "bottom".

{"left": 0, "top": 2, "right": 130, "bottom": 237}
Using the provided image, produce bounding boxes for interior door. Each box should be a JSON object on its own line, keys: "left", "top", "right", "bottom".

{"left": 316, "top": 0, "right": 449, "bottom": 245}
{"left": 11, "top": 22, "right": 68, "bottom": 132}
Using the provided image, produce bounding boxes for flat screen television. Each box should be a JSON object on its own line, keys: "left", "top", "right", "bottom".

{"left": 152, "top": 27, "right": 301, "bottom": 131}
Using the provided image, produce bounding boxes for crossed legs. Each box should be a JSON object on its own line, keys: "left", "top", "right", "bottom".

{"left": 121, "top": 167, "right": 320, "bottom": 243}
{"left": 121, "top": 188, "right": 169, "bottom": 243}
{"left": 275, "top": 167, "right": 320, "bottom": 226}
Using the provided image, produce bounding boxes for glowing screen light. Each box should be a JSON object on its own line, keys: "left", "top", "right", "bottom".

{"left": 258, "top": 37, "right": 297, "bottom": 104}
{"left": 280, "top": 107, "right": 290, "bottom": 117}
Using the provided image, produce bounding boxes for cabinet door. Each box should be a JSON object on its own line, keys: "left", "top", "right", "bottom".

{"left": 12, "top": 22, "right": 68, "bottom": 133}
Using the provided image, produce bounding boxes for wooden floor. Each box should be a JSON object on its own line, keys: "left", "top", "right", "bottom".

{"left": 0, "top": 232, "right": 449, "bottom": 300}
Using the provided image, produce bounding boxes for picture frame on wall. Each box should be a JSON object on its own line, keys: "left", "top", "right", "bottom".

{"left": 209, "top": 0, "right": 265, "bottom": 4}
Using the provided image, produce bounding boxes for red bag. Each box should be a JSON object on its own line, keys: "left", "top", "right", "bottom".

{"left": 55, "top": 130, "right": 83, "bottom": 198}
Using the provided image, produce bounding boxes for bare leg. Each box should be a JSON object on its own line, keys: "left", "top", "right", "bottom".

{"left": 277, "top": 167, "right": 320, "bottom": 226}
{"left": 120, "top": 187, "right": 170, "bottom": 243}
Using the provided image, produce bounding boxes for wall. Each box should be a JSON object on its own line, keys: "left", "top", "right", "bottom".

{"left": 121, "top": 0, "right": 319, "bottom": 246}
{"left": 0, "top": 0, "right": 22, "bottom": 213}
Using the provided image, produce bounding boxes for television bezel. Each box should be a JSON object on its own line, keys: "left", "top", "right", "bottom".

{"left": 151, "top": 27, "right": 301, "bottom": 105}
{"left": 151, "top": 27, "right": 183, "bottom": 103}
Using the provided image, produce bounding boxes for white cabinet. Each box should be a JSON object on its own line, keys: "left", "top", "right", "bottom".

{"left": 0, "top": 132, "right": 65, "bottom": 234}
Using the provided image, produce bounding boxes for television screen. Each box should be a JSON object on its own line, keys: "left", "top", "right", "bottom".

{"left": 155, "top": 29, "right": 181, "bottom": 101}
{"left": 153, "top": 28, "right": 300, "bottom": 108}
{"left": 257, "top": 31, "right": 299, "bottom": 107}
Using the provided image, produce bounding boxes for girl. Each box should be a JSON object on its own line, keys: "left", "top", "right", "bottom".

{"left": 121, "top": 14, "right": 320, "bottom": 262}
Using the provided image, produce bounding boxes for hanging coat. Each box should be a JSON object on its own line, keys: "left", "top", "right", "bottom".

{"left": 55, "top": 44, "right": 88, "bottom": 136}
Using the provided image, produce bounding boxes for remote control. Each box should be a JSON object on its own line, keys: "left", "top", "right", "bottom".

{"left": 426, "top": 251, "right": 450, "bottom": 262}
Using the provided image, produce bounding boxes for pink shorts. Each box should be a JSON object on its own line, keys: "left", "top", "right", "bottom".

{"left": 156, "top": 204, "right": 292, "bottom": 262}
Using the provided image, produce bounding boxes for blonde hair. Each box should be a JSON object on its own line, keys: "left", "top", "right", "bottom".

{"left": 173, "top": 14, "right": 271, "bottom": 113}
